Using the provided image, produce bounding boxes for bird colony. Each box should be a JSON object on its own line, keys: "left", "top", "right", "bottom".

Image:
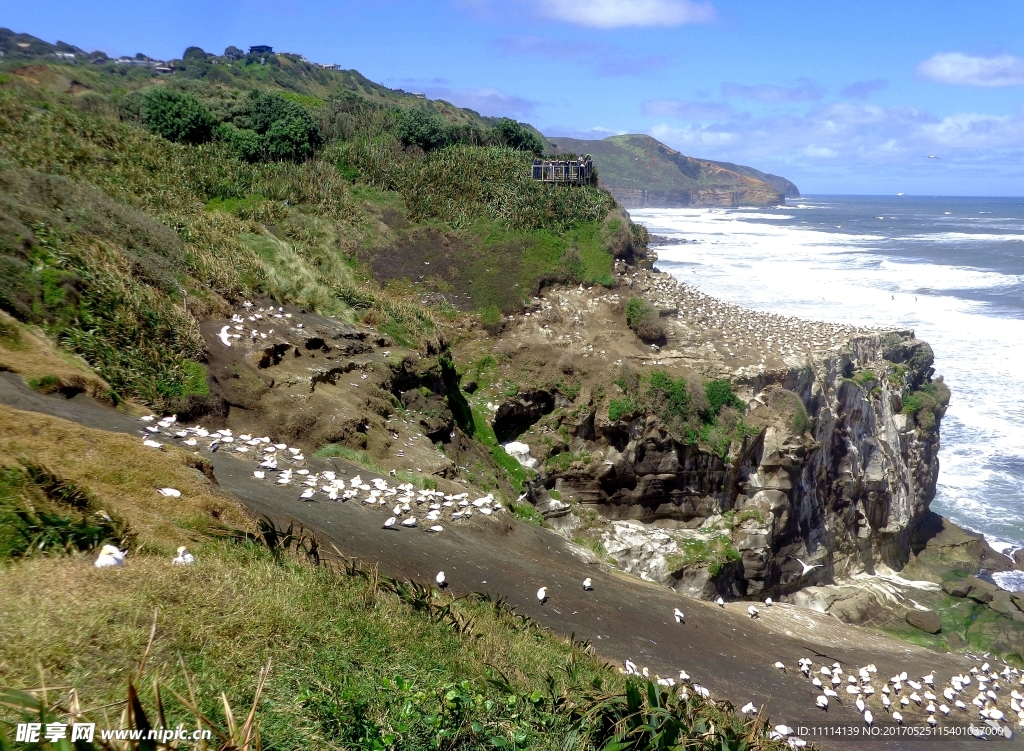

{"left": 216, "top": 303, "right": 293, "bottom": 348}
{"left": 782, "top": 651, "right": 1021, "bottom": 739}
{"left": 633, "top": 271, "right": 869, "bottom": 363}
{"left": 136, "top": 414, "right": 501, "bottom": 534}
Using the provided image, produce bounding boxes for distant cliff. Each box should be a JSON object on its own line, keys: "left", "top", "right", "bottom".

{"left": 705, "top": 160, "right": 800, "bottom": 199}
{"left": 544, "top": 134, "right": 796, "bottom": 208}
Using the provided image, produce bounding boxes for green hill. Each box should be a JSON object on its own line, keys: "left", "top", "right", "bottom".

{"left": 545, "top": 134, "right": 794, "bottom": 207}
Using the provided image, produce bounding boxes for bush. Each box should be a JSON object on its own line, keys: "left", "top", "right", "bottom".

{"left": 233, "top": 91, "right": 324, "bottom": 162}
{"left": 493, "top": 118, "right": 544, "bottom": 156}
{"left": 624, "top": 297, "right": 664, "bottom": 342}
{"left": 607, "top": 398, "right": 636, "bottom": 422}
{"left": 141, "top": 88, "right": 215, "bottom": 144}
{"left": 395, "top": 108, "right": 451, "bottom": 151}
{"left": 704, "top": 379, "right": 744, "bottom": 417}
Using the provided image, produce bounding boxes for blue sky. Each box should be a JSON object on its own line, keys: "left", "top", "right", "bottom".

{"left": 8, "top": 0, "right": 1024, "bottom": 195}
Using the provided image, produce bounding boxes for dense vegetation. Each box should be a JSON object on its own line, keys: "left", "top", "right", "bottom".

{"left": 611, "top": 370, "right": 748, "bottom": 456}
{"left": 0, "top": 48, "right": 630, "bottom": 410}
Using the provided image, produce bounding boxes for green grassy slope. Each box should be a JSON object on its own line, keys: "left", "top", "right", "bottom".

{"left": 0, "top": 48, "right": 639, "bottom": 410}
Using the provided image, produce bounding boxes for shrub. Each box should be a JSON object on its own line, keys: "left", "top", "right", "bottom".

{"left": 395, "top": 108, "right": 451, "bottom": 151}
{"left": 624, "top": 297, "right": 664, "bottom": 342}
{"left": 704, "top": 379, "right": 744, "bottom": 417}
{"left": 141, "top": 88, "right": 215, "bottom": 144}
{"left": 493, "top": 118, "right": 544, "bottom": 156}
{"left": 607, "top": 398, "right": 636, "bottom": 422}
{"left": 219, "top": 91, "right": 324, "bottom": 162}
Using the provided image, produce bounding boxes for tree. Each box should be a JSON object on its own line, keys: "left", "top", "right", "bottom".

{"left": 141, "top": 88, "right": 215, "bottom": 145}
{"left": 394, "top": 108, "right": 450, "bottom": 151}
{"left": 227, "top": 91, "right": 323, "bottom": 161}
{"left": 224, "top": 45, "right": 244, "bottom": 60}
{"left": 182, "top": 46, "right": 208, "bottom": 60}
{"left": 493, "top": 118, "right": 544, "bottom": 156}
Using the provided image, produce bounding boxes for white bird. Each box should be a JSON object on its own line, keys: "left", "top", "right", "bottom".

{"left": 172, "top": 546, "right": 195, "bottom": 565}
{"left": 673, "top": 608, "right": 685, "bottom": 623}
{"left": 715, "top": 596, "right": 725, "bottom": 607}
{"left": 156, "top": 487, "right": 181, "bottom": 498}
{"left": 583, "top": 578, "right": 594, "bottom": 591}
{"left": 428, "top": 525, "right": 444, "bottom": 533}
{"left": 816, "top": 695, "right": 828, "bottom": 710}
{"left": 383, "top": 516, "right": 397, "bottom": 529}
{"left": 926, "top": 715, "right": 937, "bottom": 727}
{"left": 435, "top": 571, "right": 447, "bottom": 587}
{"left": 95, "top": 544, "right": 125, "bottom": 568}
{"left": 882, "top": 695, "right": 891, "bottom": 709}
{"left": 401, "top": 517, "right": 417, "bottom": 527}
{"left": 537, "top": 586, "right": 548, "bottom": 603}
{"left": 764, "top": 597, "right": 773, "bottom": 606}
{"left": 923, "top": 673, "right": 935, "bottom": 687}
{"left": 863, "top": 710, "right": 873, "bottom": 726}
{"left": 893, "top": 711, "right": 903, "bottom": 725}
{"left": 741, "top": 702, "right": 757, "bottom": 714}
{"left": 748, "top": 605, "right": 760, "bottom": 618}
{"left": 856, "top": 697, "right": 865, "bottom": 712}
{"left": 791, "top": 557, "right": 823, "bottom": 575}
{"left": 812, "top": 677, "right": 823, "bottom": 688}
{"left": 774, "top": 662, "right": 786, "bottom": 672}
{"left": 823, "top": 688, "right": 838, "bottom": 699}
{"left": 143, "top": 439, "right": 162, "bottom": 449}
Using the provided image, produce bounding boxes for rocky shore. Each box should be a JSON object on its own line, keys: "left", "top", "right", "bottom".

{"left": 460, "top": 265, "right": 1024, "bottom": 661}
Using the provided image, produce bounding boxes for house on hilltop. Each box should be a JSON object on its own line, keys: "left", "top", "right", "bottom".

{"left": 249, "top": 45, "right": 273, "bottom": 55}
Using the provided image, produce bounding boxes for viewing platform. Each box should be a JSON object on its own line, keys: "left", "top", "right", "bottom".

{"left": 532, "top": 157, "right": 594, "bottom": 185}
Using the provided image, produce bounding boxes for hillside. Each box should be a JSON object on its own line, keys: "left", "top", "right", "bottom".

{"left": 706, "top": 159, "right": 800, "bottom": 198}
{"left": 546, "top": 134, "right": 793, "bottom": 207}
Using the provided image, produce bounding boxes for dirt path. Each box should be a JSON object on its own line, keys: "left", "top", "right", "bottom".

{"left": 0, "top": 373, "right": 1009, "bottom": 750}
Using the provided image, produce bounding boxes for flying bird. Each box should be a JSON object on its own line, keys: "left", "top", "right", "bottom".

{"left": 790, "top": 557, "right": 823, "bottom": 575}
{"left": 925, "top": 155, "right": 940, "bottom": 159}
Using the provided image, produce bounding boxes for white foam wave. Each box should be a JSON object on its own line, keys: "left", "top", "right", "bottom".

{"left": 634, "top": 205, "right": 1024, "bottom": 546}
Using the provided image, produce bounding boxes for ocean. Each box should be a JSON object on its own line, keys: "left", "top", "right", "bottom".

{"left": 632, "top": 196, "right": 1024, "bottom": 558}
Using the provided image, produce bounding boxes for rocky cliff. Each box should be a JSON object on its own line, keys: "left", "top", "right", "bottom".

{"left": 544, "top": 134, "right": 790, "bottom": 208}
{"left": 521, "top": 328, "right": 947, "bottom": 601}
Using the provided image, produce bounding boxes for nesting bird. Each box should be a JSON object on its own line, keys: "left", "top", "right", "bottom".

{"left": 95, "top": 544, "right": 125, "bottom": 568}
{"left": 172, "top": 546, "right": 195, "bottom": 565}
{"left": 537, "top": 586, "right": 548, "bottom": 604}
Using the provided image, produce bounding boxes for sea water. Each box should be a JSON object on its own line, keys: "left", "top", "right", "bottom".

{"left": 632, "top": 196, "right": 1024, "bottom": 558}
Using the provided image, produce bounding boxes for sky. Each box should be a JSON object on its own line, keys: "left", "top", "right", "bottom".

{"left": 8, "top": 0, "right": 1024, "bottom": 195}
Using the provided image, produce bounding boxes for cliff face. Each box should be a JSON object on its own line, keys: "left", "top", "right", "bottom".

{"left": 526, "top": 331, "right": 945, "bottom": 600}
{"left": 545, "top": 134, "right": 788, "bottom": 208}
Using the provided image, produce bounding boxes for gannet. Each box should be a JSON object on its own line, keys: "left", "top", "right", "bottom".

{"left": 435, "top": 571, "right": 446, "bottom": 588}
{"left": 673, "top": 608, "right": 685, "bottom": 623}
{"left": 537, "top": 586, "right": 547, "bottom": 603}
{"left": 156, "top": 488, "right": 181, "bottom": 498}
{"left": 583, "top": 578, "right": 593, "bottom": 590}
{"left": 172, "top": 546, "right": 195, "bottom": 565}
{"left": 95, "top": 544, "right": 125, "bottom": 568}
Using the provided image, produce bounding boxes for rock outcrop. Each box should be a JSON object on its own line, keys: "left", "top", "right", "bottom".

{"left": 523, "top": 330, "right": 947, "bottom": 600}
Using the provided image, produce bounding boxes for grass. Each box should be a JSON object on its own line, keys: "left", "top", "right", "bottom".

{"left": 544, "top": 451, "right": 592, "bottom": 473}
{"left": 314, "top": 443, "right": 385, "bottom": 473}
{"left": 0, "top": 405, "right": 247, "bottom": 553}
{"left": 0, "top": 406, "right": 786, "bottom": 751}
{"left": 665, "top": 535, "right": 741, "bottom": 576}
{"left": 901, "top": 378, "right": 951, "bottom": 432}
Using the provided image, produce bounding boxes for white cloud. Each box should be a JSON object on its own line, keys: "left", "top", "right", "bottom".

{"left": 641, "top": 99, "right": 736, "bottom": 119}
{"left": 803, "top": 144, "right": 837, "bottom": 158}
{"left": 532, "top": 0, "right": 714, "bottom": 28}
{"left": 721, "top": 80, "right": 824, "bottom": 103}
{"left": 917, "top": 52, "right": 1024, "bottom": 87}
{"left": 405, "top": 83, "right": 539, "bottom": 117}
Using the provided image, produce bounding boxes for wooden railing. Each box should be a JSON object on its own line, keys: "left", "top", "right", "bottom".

{"left": 532, "top": 160, "right": 594, "bottom": 184}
